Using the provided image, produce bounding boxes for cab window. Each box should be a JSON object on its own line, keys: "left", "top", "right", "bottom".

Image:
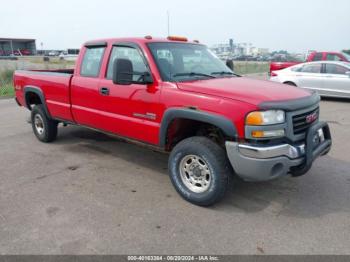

{"left": 106, "top": 46, "right": 148, "bottom": 81}
{"left": 312, "top": 53, "right": 323, "bottom": 61}
{"left": 80, "top": 47, "right": 105, "bottom": 77}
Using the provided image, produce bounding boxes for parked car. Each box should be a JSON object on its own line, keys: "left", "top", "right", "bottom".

{"left": 59, "top": 52, "right": 78, "bottom": 61}
{"left": 13, "top": 36, "right": 332, "bottom": 206}
{"left": 269, "top": 51, "right": 350, "bottom": 75}
{"left": 270, "top": 61, "right": 350, "bottom": 98}
{"left": 48, "top": 51, "right": 59, "bottom": 56}
{"left": 20, "top": 49, "right": 31, "bottom": 56}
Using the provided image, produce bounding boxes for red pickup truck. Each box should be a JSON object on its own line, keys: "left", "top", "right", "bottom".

{"left": 14, "top": 36, "right": 332, "bottom": 206}
{"left": 270, "top": 51, "right": 350, "bottom": 74}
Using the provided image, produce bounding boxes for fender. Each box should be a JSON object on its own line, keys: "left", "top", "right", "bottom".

{"left": 159, "top": 108, "right": 237, "bottom": 148}
{"left": 23, "top": 86, "right": 51, "bottom": 118}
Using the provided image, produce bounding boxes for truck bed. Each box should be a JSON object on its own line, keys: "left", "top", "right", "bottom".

{"left": 14, "top": 69, "right": 75, "bottom": 122}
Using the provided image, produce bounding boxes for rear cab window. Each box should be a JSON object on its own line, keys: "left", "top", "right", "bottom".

{"left": 80, "top": 47, "right": 106, "bottom": 77}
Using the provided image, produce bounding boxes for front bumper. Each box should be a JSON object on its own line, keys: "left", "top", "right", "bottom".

{"left": 226, "top": 121, "right": 332, "bottom": 181}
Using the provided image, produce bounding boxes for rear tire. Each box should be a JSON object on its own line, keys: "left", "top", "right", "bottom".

{"left": 31, "top": 105, "right": 58, "bottom": 143}
{"left": 168, "top": 136, "right": 230, "bottom": 206}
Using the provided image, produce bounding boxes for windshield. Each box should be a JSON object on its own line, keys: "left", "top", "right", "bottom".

{"left": 342, "top": 52, "right": 350, "bottom": 61}
{"left": 148, "top": 42, "right": 234, "bottom": 82}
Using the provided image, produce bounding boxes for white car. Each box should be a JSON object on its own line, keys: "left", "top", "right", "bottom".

{"left": 270, "top": 61, "right": 350, "bottom": 98}
{"left": 48, "top": 51, "right": 59, "bottom": 56}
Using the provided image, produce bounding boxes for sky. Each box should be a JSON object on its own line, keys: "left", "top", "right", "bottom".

{"left": 1, "top": 0, "right": 349, "bottom": 53}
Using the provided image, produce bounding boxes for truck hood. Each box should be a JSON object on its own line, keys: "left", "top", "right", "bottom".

{"left": 176, "top": 77, "right": 312, "bottom": 107}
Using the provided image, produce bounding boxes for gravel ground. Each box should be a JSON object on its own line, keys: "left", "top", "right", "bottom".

{"left": 0, "top": 98, "right": 349, "bottom": 255}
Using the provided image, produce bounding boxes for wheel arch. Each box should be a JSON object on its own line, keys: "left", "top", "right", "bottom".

{"left": 24, "top": 86, "right": 51, "bottom": 118}
{"left": 159, "top": 108, "right": 237, "bottom": 149}
{"left": 283, "top": 81, "right": 297, "bottom": 86}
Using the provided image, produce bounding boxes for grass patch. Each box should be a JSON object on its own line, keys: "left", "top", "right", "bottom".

{"left": 20, "top": 56, "right": 76, "bottom": 66}
{"left": 0, "top": 84, "right": 14, "bottom": 97}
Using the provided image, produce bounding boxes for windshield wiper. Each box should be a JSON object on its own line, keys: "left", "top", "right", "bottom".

{"left": 172, "top": 72, "right": 216, "bottom": 79}
{"left": 211, "top": 71, "right": 239, "bottom": 77}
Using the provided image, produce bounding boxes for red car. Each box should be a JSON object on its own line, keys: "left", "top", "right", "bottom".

{"left": 270, "top": 51, "right": 350, "bottom": 75}
{"left": 13, "top": 36, "right": 332, "bottom": 206}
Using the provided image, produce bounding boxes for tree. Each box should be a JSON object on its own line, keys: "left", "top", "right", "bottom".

{"left": 271, "top": 50, "right": 289, "bottom": 56}
{"left": 342, "top": 49, "right": 350, "bottom": 55}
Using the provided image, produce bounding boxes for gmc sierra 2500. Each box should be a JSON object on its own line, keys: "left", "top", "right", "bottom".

{"left": 14, "top": 36, "right": 332, "bottom": 206}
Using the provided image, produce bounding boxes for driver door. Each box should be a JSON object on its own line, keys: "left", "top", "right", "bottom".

{"left": 97, "top": 43, "right": 161, "bottom": 145}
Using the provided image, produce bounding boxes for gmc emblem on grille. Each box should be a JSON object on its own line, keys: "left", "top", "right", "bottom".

{"left": 306, "top": 112, "right": 318, "bottom": 124}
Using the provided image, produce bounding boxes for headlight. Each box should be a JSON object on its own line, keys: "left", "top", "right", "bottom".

{"left": 246, "top": 110, "right": 285, "bottom": 139}
{"left": 246, "top": 110, "right": 285, "bottom": 126}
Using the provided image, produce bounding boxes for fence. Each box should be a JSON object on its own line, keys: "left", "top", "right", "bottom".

{"left": 232, "top": 61, "right": 269, "bottom": 75}
{"left": 0, "top": 69, "right": 13, "bottom": 97}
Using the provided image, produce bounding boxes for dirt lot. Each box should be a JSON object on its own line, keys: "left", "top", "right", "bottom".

{"left": 0, "top": 98, "right": 349, "bottom": 255}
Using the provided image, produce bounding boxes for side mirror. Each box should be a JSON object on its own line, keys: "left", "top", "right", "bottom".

{"left": 113, "top": 58, "right": 133, "bottom": 85}
{"left": 113, "top": 58, "right": 153, "bottom": 85}
{"left": 226, "top": 59, "right": 234, "bottom": 71}
{"left": 346, "top": 71, "right": 350, "bottom": 77}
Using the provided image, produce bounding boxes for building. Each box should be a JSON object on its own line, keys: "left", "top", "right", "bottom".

{"left": 211, "top": 38, "right": 270, "bottom": 59}
{"left": 0, "top": 38, "right": 36, "bottom": 56}
{"left": 250, "top": 47, "right": 269, "bottom": 57}
{"left": 211, "top": 43, "right": 231, "bottom": 54}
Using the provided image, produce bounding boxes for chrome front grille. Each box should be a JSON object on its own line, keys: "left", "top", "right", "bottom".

{"left": 292, "top": 107, "right": 319, "bottom": 135}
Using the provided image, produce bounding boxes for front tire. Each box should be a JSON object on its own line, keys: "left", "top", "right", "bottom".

{"left": 168, "top": 136, "right": 230, "bottom": 206}
{"left": 31, "top": 105, "right": 58, "bottom": 143}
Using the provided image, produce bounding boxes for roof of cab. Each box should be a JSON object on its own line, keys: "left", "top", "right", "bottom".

{"left": 83, "top": 37, "right": 202, "bottom": 47}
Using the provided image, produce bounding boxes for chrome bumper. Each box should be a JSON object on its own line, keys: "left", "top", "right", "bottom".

{"left": 238, "top": 143, "right": 305, "bottom": 159}
{"left": 225, "top": 142, "right": 305, "bottom": 181}
{"left": 226, "top": 121, "right": 332, "bottom": 181}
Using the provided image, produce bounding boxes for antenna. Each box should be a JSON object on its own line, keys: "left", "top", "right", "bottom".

{"left": 167, "top": 10, "right": 170, "bottom": 36}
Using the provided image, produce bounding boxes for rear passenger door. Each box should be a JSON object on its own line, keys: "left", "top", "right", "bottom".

{"left": 322, "top": 63, "right": 350, "bottom": 97}
{"left": 70, "top": 43, "right": 107, "bottom": 129}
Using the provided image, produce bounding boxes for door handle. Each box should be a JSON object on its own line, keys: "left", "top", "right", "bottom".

{"left": 99, "top": 87, "right": 110, "bottom": 96}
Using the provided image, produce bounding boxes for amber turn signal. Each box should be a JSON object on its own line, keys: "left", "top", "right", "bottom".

{"left": 246, "top": 112, "right": 264, "bottom": 125}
